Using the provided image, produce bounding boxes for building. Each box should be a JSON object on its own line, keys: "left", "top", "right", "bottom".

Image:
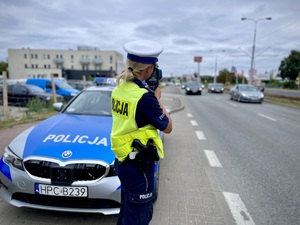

{"left": 8, "top": 46, "right": 125, "bottom": 80}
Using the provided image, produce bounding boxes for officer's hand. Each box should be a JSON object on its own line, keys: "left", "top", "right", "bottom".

{"left": 154, "top": 87, "right": 161, "bottom": 100}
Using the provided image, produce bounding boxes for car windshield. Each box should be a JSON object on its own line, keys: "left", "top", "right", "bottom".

{"left": 240, "top": 85, "right": 257, "bottom": 92}
{"left": 187, "top": 82, "right": 200, "bottom": 87}
{"left": 27, "top": 85, "right": 46, "bottom": 93}
{"left": 57, "top": 81, "right": 76, "bottom": 90}
{"left": 65, "top": 90, "right": 112, "bottom": 116}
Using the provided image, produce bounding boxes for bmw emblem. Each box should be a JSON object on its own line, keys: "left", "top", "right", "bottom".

{"left": 62, "top": 150, "right": 72, "bottom": 158}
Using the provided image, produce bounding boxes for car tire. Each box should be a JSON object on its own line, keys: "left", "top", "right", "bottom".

{"left": 238, "top": 96, "right": 241, "bottom": 102}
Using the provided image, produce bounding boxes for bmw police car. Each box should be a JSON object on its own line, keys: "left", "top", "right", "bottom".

{"left": 0, "top": 80, "right": 160, "bottom": 215}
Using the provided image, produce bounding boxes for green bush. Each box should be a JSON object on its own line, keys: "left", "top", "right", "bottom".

{"left": 26, "top": 98, "right": 55, "bottom": 113}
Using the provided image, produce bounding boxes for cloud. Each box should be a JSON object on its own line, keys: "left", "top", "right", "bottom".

{"left": 1, "top": 0, "right": 299, "bottom": 76}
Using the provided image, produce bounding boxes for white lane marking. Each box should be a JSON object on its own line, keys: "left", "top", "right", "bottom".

{"left": 196, "top": 131, "right": 206, "bottom": 140}
{"left": 223, "top": 192, "right": 255, "bottom": 225}
{"left": 204, "top": 150, "right": 223, "bottom": 167}
{"left": 191, "top": 120, "right": 198, "bottom": 126}
{"left": 229, "top": 103, "right": 238, "bottom": 107}
{"left": 258, "top": 113, "right": 276, "bottom": 121}
{"left": 187, "top": 113, "right": 193, "bottom": 117}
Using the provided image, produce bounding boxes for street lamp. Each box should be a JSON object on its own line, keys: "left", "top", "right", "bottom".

{"left": 241, "top": 17, "right": 272, "bottom": 85}
{"left": 209, "top": 50, "right": 225, "bottom": 84}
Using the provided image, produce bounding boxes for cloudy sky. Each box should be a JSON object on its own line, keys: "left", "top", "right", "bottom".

{"left": 1, "top": 0, "right": 299, "bottom": 77}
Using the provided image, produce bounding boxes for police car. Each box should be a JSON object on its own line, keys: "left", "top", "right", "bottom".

{"left": 0, "top": 81, "right": 160, "bottom": 215}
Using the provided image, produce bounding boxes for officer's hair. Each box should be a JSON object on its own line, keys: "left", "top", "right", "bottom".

{"left": 116, "top": 59, "right": 151, "bottom": 86}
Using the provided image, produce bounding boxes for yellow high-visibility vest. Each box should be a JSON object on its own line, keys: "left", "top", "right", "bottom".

{"left": 111, "top": 81, "right": 163, "bottom": 162}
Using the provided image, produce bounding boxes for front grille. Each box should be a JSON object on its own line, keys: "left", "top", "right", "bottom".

{"left": 24, "top": 160, "right": 109, "bottom": 183}
{"left": 12, "top": 193, "right": 120, "bottom": 209}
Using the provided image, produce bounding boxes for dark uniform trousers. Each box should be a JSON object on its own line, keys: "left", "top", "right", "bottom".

{"left": 115, "top": 158, "right": 155, "bottom": 225}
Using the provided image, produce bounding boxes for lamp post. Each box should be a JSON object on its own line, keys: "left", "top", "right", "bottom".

{"left": 241, "top": 17, "right": 272, "bottom": 85}
{"left": 210, "top": 50, "right": 225, "bottom": 84}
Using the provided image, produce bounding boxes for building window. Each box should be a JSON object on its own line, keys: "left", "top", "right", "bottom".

{"left": 24, "top": 54, "right": 27, "bottom": 59}
{"left": 110, "top": 56, "right": 113, "bottom": 63}
{"left": 71, "top": 55, "right": 74, "bottom": 63}
{"left": 31, "top": 54, "right": 34, "bottom": 59}
{"left": 25, "top": 64, "right": 28, "bottom": 68}
{"left": 44, "top": 65, "right": 47, "bottom": 69}
{"left": 35, "top": 54, "right": 38, "bottom": 59}
{"left": 32, "top": 64, "right": 34, "bottom": 68}
{"left": 48, "top": 54, "right": 50, "bottom": 59}
{"left": 48, "top": 65, "right": 51, "bottom": 69}
{"left": 35, "top": 64, "right": 38, "bottom": 68}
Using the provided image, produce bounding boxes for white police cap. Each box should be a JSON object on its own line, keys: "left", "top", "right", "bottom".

{"left": 123, "top": 40, "right": 163, "bottom": 64}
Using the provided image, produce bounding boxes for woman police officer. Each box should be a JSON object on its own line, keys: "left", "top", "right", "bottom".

{"left": 111, "top": 40, "right": 172, "bottom": 225}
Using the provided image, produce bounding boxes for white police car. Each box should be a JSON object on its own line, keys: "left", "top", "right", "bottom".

{"left": 0, "top": 82, "right": 160, "bottom": 215}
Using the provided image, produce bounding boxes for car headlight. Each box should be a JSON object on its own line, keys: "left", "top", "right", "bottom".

{"left": 260, "top": 93, "right": 264, "bottom": 98}
{"left": 211, "top": 88, "right": 215, "bottom": 90}
{"left": 71, "top": 93, "right": 78, "bottom": 97}
{"left": 3, "top": 147, "right": 24, "bottom": 171}
{"left": 242, "top": 93, "right": 247, "bottom": 97}
{"left": 199, "top": 88, "right": 202, "bottom": 91}
{"left": 186, "top": 88, "right": 190, "bottom": 91}
{"left": 221, "top": 88, "right": 224, "bottom": 91}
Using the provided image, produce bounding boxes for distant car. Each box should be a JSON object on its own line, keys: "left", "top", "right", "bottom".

{"left": 207, "top": 83, "right": 224, "bottom": 93}
{"left": 0, "top": 84, "right": 61, "bottom": 107}
{"left": 181, "top": 83, "right": 186, "bottom": 89}
{"left": 185, "top": 81, "right": 202, "bottom": 95}
{"left": 230, "top": 84, "right": 264, "bottom": 103}
{"left": 254, "top": 84, "right": 265, "bottom": 92}
{"left": 67, "top": 80, "right": 93, "bottom": 91}
{"left": 0, "top": 84, "right": 161, "bottom": 215}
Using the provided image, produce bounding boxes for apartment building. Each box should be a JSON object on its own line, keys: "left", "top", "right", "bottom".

{"left": 8, "top": 46, "right": 125, "bottom": 80}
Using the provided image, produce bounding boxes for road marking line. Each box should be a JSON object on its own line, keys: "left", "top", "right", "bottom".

{"left": 223, "top": 192, "right": 255, "bottom": 225}
{"left": 204, "top": 150, "right": 222, "bottom": 167}
{"left": 229, "top": 103, "right": 238, "bottom": 107}
{"left": 258, "top": 113, "right": 276, "bottom": 121}
{"left": 187, "top": 113, "right": 193, "bottom": 117}
{"left": 195, "top": 131, "right": 206, "bottom": 140}
{"left": 191, "top": 120, "right": 198, "bottom": 126}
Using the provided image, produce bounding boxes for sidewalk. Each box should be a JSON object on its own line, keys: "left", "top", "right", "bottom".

{"left": 154, "top": 85, "right": 234, "bottom": 225}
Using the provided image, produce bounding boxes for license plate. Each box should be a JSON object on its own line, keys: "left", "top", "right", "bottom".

{"left": 35, "top": 183, "right": 88, "bottom": 197}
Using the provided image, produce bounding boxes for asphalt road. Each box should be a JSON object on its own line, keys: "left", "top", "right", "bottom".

{"left": 179, "top": 87, "right": 300, "bottom": 225}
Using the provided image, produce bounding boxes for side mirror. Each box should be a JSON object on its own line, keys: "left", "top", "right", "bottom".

{"left": 53, "top": 102, "right": 64, "bottom": 112}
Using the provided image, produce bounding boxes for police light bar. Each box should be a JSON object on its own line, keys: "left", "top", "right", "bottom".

{"left": 93, "top": 77, "right": 116, "bottom": 86}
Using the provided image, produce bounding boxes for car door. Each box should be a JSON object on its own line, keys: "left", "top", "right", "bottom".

{"left": 12, "top": 85, "right": 28, "bottom": 106}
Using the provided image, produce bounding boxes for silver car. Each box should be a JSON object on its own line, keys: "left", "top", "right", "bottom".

{"left": 230, "top": 84, "right": 264, "bottom": 103}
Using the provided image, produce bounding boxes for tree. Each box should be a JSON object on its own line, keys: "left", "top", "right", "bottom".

{"left": 0, "top": 61, "right": 8, "bottom": 75}
{"left": 217, "top": 69, "right": 234, "bottom": 84}
{"left": 279, "top": 50, "right": 300, "bottom": 81}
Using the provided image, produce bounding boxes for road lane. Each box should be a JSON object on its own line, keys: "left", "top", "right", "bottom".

{"left": 182, "top": 89, "right": 300, "bottom": 225}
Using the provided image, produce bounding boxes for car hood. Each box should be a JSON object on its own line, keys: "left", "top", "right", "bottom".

{"left": 9, "top": 114, "right": 115, "bottom": 164}
{"left": 242, "top": 91, "right": 262, "bottom": 96}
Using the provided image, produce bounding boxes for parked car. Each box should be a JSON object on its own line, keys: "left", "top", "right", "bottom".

{"left": 0, "top": 84, "right": 61, "bottom": 107}
{"left": 0, "top": 85, "right": 161, "bottom": 215}
{"left": 230, "top": 84, "right": 264, "bottom": 103}
{"left": 26, "top": 78, "right": 80, "bottom": 102}
{"left": 207, "top": 83, "right": 224, "bottom": 93}
{"left": 185, "top": 81, "right": 202, "bottom": 95}
{"left": 67, "top": 80, "right": 93, "bottom": 91}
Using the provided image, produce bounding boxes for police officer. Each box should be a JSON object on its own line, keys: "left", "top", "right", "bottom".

{"left": 111, "top": 40, "right": 172, "bottom": 225}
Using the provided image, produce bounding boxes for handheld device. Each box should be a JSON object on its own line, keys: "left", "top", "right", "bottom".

{"left": 146, "top": 67, "right": 162, "bottom": 91}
